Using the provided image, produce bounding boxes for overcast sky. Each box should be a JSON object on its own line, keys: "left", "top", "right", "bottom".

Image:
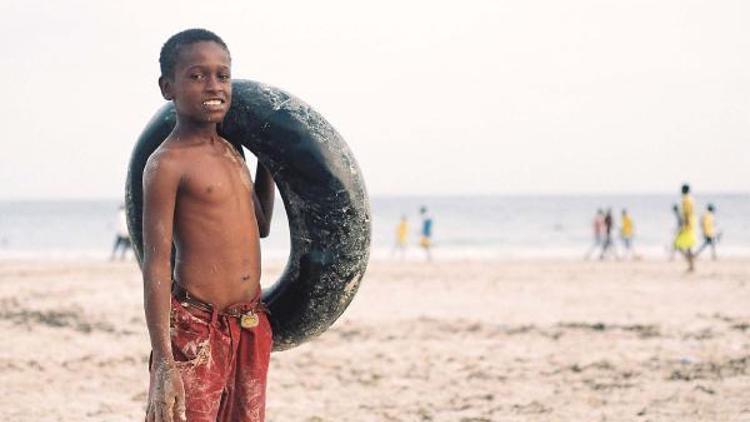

{"left": 0, "top": 0, "right": 748, "bottom": 199}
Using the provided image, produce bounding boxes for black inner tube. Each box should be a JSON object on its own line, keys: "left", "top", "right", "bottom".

{"left": 125, "top": 79, "right": 371, "bottom": 351}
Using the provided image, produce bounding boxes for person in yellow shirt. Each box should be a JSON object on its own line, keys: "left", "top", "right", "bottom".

{"left": 696, "top": 204, "right": 719, "bottom": 260}
{"left": 393, "top": 215, "right": 409, "bottom": 259}
{"left": 619, "top": 209, "right": 636, "bottom": 259}
{"left": 674, "top": 184, "right": 697, "bottom": 271}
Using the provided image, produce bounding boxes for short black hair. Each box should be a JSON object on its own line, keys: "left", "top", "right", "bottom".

{"left": 159, "top": 28, "right": 230, "bottom": 78}
{"left": 681, "top": 184, "right": 690, "bottom": 194}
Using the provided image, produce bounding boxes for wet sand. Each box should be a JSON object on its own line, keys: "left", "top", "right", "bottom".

{"left": 0, "top": 258, "right": 748, "bottom": 421}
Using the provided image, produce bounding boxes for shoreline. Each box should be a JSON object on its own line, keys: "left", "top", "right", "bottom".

{"left": 5, "top": 252, "right": 750, "bottom": 267}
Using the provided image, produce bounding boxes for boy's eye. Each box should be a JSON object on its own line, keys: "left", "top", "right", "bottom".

{"left": 219, "top": 74, "right": 231, "bottom": 81}
{"left": 190, "top": 73, "right": 204, "bottom": 80}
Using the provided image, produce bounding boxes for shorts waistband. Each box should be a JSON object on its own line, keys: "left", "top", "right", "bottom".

{"left": 171, "top": 282, "right": 267, "bottom": 318}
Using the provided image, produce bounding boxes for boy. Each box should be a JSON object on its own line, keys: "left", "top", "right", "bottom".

{"left": 142, "top": 29, "right": 275, "bottom": 422}
{"left": 696, "top": 203, "right": 719, "bottom": 260}
{"left": 419, "top": 206, "right": 433, "bottom": 261}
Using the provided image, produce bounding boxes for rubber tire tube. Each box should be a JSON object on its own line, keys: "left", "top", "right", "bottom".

{"left": 125, "top": 79, "right": 371, "bottom": 351}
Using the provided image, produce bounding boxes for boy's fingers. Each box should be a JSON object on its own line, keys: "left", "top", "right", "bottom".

{"left": 152, "top": 401, "right": 168, "bottom": 422}
{"left": 174, "top": 406, "right": 187, "bottom": 422}
{"left": 160, "top": 404, "right": 173, "bottom": 422}
{"left": 174, "top": 389, "right": 187, "bottom": 421}
{"left": 150, "top": 406, "right": 159, "bottom": 422}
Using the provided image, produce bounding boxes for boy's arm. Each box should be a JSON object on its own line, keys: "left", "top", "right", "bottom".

{"left": 252, "top": 163, "right": 275, "bottom": 238}
{"left": 142, "top": 153, "right": 187, "bottom": 421}
{"left": 142, "top": 154, "right": 181, "bottom": 363}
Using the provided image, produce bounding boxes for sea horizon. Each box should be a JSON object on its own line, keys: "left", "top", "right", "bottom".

{"left": 2, "top": 190, "right": 749, "bottom": 201}
{"left": 1, "top": 193, "right": 748, "bottom": 261}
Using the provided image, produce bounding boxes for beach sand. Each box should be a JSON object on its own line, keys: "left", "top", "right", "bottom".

{"left": 0, "top": 258, "right": 748, "bottom": 421}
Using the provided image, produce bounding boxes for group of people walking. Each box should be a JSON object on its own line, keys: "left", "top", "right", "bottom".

{"left": 672, "top": 184, "right": 720, "bottom": 271}
{"left": 585, "top": 208, "right": 637, "bottom": 260}
{"left": 586, "top": 183, "right": 720, "bottom": 271}
{"left": 393, "top": 206, "right": 434, "bottom": 261}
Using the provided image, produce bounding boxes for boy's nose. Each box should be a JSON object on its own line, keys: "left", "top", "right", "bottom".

{"left": 205, "top": 75, "right": 223, "bottom": 91}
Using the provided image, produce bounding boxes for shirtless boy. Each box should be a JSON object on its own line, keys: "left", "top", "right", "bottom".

{"left": 142, "top": 29, "right": 275, "bottom": 421}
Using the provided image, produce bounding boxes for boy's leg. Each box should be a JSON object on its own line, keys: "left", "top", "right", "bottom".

{"left": 599, "top": 238, "right": 609, "bottom": 260}
{"left": 167, "top": 298, "right": 231, "bottom": 421}
{"left": 695, "top": 238, "right": 708, "bottom": 257}
{"left": 686, "top": 248, "right": 695, "bottom": 271}
{"left": 585, "top": 238, "right": 600, "bottom": 260}
{"left": 121, "top": 238, "right": 132, "bottom": 259}
{"left": 111, "top": 237, "right": 122, "bottom": 260}
{"left": 219, "top": 311, "right": 273, "bottom": 422}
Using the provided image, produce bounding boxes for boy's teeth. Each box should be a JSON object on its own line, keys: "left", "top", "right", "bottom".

{"left": 204, "top": 100, "right": 221, "bottom": 105}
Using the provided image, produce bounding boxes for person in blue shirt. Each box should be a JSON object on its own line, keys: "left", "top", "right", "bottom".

{"left": 419, "top": 206, "right": 433, "bottom": 261}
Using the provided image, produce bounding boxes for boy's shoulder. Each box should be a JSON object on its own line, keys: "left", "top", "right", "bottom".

{"left": 146, "top": 137, "right": 206, "bottom": 167}
{"left": 144, "top": 139, "right": 197, "bottom": 179}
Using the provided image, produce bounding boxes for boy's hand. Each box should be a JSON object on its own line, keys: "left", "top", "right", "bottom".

{"left": 146, "top": 359, "right": 187, "bottom": 422}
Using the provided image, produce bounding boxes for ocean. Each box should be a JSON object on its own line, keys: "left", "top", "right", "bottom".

{"left": 0, "top": 194, "right": 748, "bottom": 261}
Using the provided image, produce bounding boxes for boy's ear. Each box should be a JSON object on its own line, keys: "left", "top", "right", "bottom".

{"left": 158, "top": 76, "right": 173, "bottom": 101}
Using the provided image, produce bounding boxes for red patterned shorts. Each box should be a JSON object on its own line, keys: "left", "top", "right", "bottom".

{"left": 149, "top": 289, "right": 273, "bottom": 421}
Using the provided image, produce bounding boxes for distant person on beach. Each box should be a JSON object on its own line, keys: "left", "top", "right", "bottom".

{"left": 419, "top": 206, "right": 433, "bottom": 261}
{"left": 142, "top": 29, "right": 276, "bottom": 421}
{"left": 600, "top": 208, "right": 618, "bottom": 260}
{"left": 393, "top": 215, "right": 408, "bottom": 259}
{"left": 619, "top": 209, "right": 637, "bottom": 259}
{"left": 674, "top": 184, "right": 697, "bottom": 271}
{"left": 110, "top": 203, "right": 132, "bottom": 261}
{"left": 696, "top": 203, "right": 720, "bottom": 260}
{"left": 584, "top": 209, "right": 605, "bottom": 260}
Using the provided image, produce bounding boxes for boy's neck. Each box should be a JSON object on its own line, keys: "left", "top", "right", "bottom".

{"left": 172, "top": 116, "right": 221, "bottom": 141}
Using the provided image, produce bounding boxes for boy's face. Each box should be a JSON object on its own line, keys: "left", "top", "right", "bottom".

{"left": 160, "top": 41, "right": 232, "bottom": 125}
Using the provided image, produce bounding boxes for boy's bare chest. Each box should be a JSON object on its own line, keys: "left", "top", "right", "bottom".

{"left": 182, "top": 152, "right": 253, "bottom": 202}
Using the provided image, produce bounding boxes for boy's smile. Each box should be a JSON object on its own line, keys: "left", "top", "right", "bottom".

{"left": 160, "top": 41, "right": 232, "bottom": 125}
